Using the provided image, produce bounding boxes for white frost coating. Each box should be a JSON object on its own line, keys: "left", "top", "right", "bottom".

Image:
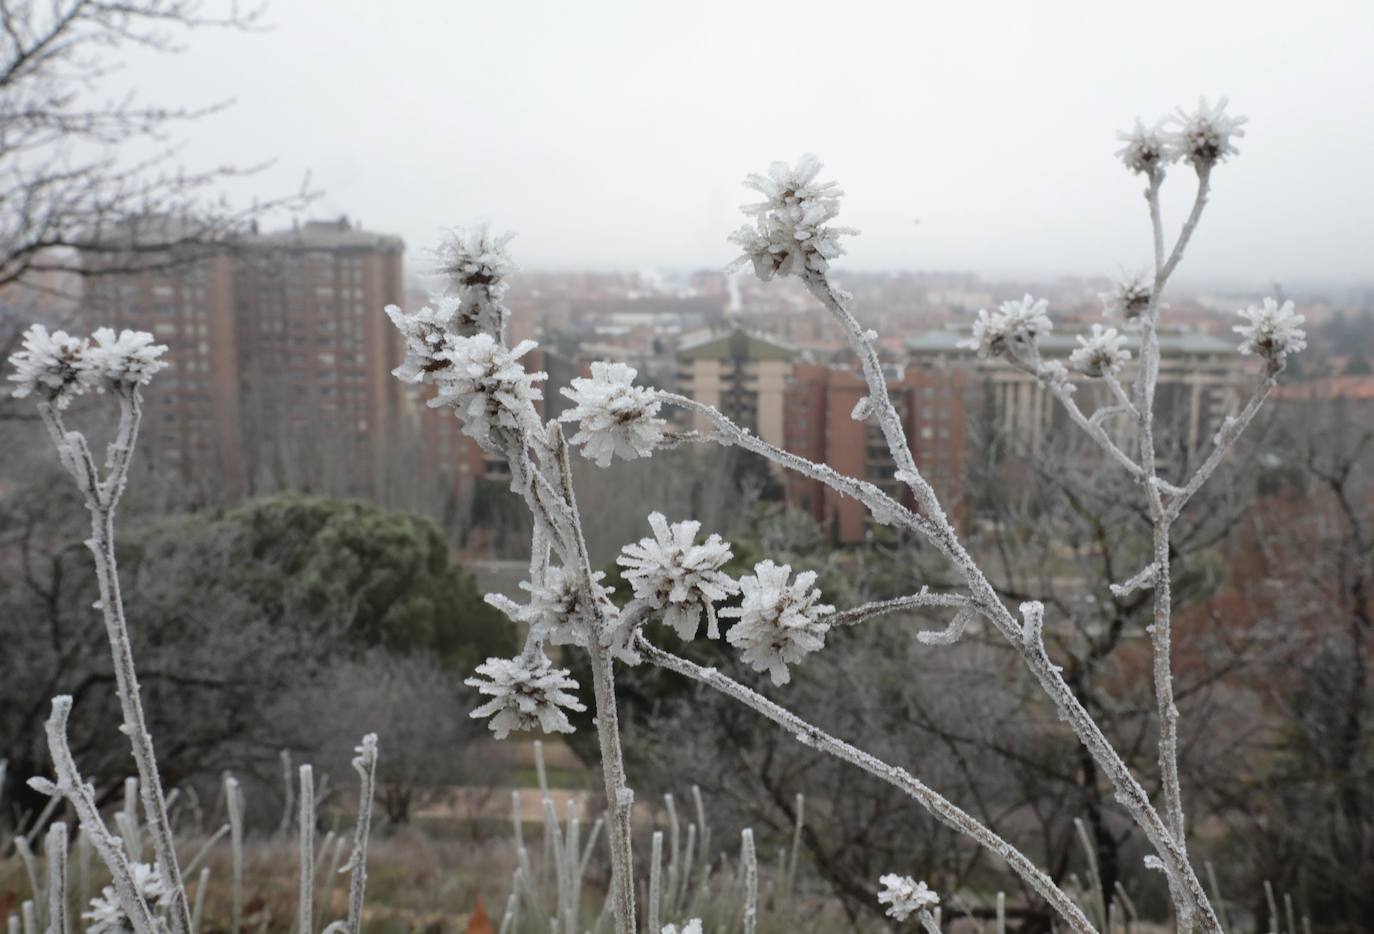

{"left": 727, "top": 155, "right": 856, "bottom": 281}
{"left": 1166, "top": 96, "right": 1247, "bottom": 169}
{"left": 661, "top": 922, "right": 702, "bottom": 934}
{"left": 560, "top": 361, "right": 667, "bottom": 467}
{"left": 849, "top": 395, "right": 872, "bottom": 422}
{"left": 1115, "top": 118, "right": 1170, "bottom": 176}
{"left": 426, "top": 334, "right": 546, "bottom": 450}
{"left": 876, "top": 874, "right": 939, "bottom": 922}
{"left": 6, "top": 325, "right": 92, "bottom": 409}
{"left": 1100, "top": 271, "right": 1153, "bottom": 324}
{"left": 83, "top": 862, "right": 169, "bottom": 934}
{"left": 617, "top": 513, "right": 739, "bottom": 641}
{"left": 466, "top": 655, "right": 587, "bottom": 739}
{"left": 85, "top": 329, "right": 169, "bottom": 393}
{"left": 487, "top": 566, "right": 613, "bottom": 648}
{"left": 721, "top": 560, "right": 833, "bottom": 686}
{"left": 1069, "top": 325, "right": 1132, "bottom": 378}
{"left": 1234, "top": 298, "right": 1307, "bottom": 370}
{"left": 340, "top": 735, "right": 378, "bottom": 934}
{"left": 960, "top": 295, "right": 1052, "bottom": 360}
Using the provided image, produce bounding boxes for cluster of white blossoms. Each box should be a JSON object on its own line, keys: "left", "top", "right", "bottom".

{"left": 727, "top": 155, "right": 856, "bottom": 281}
{"left": 8, "top": 324, "right": 168, "bottom": 408}
{"left": 961, "top": 294, "right": 1053, "bottom": 360}
{"left": 1100, "top": 271, "right": 1153, "bottom": 324}
{"left": 1235, "top": 298, "right": 1307, "bottom": 370}
{"left": 83, "top": 862, "right": 170, "bottom": 934}
{"left": 385, "top": 300, "right": 462, "bottom": 381}
{"left": 465, "top": 654, "right": 586, "bottom": 740}
{"left": 1069, "top": 324, "right": 1132, "bottom": 378}
{"left": 560, "top": 361, "right": 667, "bottom": 466}
{"left": 492, "top": 565, "right": 614, "bottom": 648}
{"left": 618, "top": 513, "right": 739, "bottom": 641}
{"left": 1116, "top": 97, "right": 1247, "bottom": 174}
{"left": 876, "top": 874, "right": 940, "bottom": 923}
{"left": 721, "top": 560, "right": 834, "bottom": 686}
{"left": 427, "top": 334, "right": 545, "bottom": 450}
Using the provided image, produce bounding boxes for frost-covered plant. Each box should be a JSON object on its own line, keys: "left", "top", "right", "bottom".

{"left": 388, "top": 102, "right": 1303, "bottom": 934}
{"left": 876, "top": 874, "right": 939, "bottom": 924}
{"left": 721, "top": 560, "right": 834, "bottom": 686}
{"left": 560, "top": 361, "right": 667, "bottom": 466}
{"left": 466, "top": 655, "right": 587, "bottom": 739}
{"left": 1234, "top": 298, "right": 1307, "bottom": 373}
{"left": 617, "top": 513, "right": 739, "bottom": 641}
{"left": 8, "top": 328, "right": 382, "bottom": 934}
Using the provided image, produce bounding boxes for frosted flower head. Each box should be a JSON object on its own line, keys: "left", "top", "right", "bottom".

{"left": 1100, "top": 272, "right": 1152, "bottom": 324}
{"left": 7, "top": 325, "right": 92, "bottom": 409}
{"left": 430, "top": 334, "right": 545, "bottom": 449}
{"left": 1234, "top": 298, "right": 1306, "bottom": 371}
{"left": 1167, "top": 97, "right": 1246, "bottom": 169}
{"left": 87, "top": 328, "right": 168, "bottom": 392}
{"left": 728, "top": 154, "right": 856, "bottom": 281}
{"left": 507, "top": 565, "right": 613, "bottom": 647}
{"left": 1115, "top": 118, "right": 1170, "bottom": 175}
{"left": 877, "top": 874, "right": 939, "bottom": 922}
{"left": 959, "top": 294, "right": 1052, "bottom": 359}
{"left": 617, "top": 513, "right": 739, "bottom": 641}
{"left": 84, "top": 862, "right": 170, "bottom": 934}
{"left": 435, "top": 226, "right": 516, "bottom": 292}
{"left": 721, "top": 560, "right": 834, "bottom": 686}
{"left": 386, "top": 300, "right": 461, "bottom": 383}
{"left": 1069, "top": 324, "right": 1132, "bottom": 378}
{"left": 661, "top": 922, "right": 703, "bottom": 934}
{"left": 559, "top": 361, "right": 667, "bottom": 467}
{"left": 465, "top": 654, "right": 586, "bottom": 740}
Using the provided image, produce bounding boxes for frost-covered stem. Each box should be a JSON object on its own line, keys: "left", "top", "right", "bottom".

{"left": 1104, "top": 373, "right": 1138, "bottom": 418}
{"left": 1165, "top": 377, "right": 1275, "bottom": 521}
{"left": 636, "top": 638, "right": 1096, "bottom": 933}
{"left": 44, "top": 822, "right": 67, "bottom": 934}
{"left": 225, "top": 775, "right": 243, "bottom": 934}
{"left": 190, "top": 867, "right": 209, "bottom": 934}
{"left": 1033, "top": 365, "right": 1143, "bottom": 478}
{"left": 298, "top": 764, "right": 315, "bottom": 934}
{"left": 916, "top": 909, "right": 941, "bottom": 934}
{"left": 739, "top": 829, "right": 757, "bottom": 934}
{"left": 38, "top": 394, "right": 191, "bottom": 934}
{"left": 341, "top": 736, "right": 378, "bottom": 934}
{"left": 34, "top": 698, "right": 157, "bottom": 934}
{"left": 587, "top": 640, "right": 636, "bottom": 934}
{"left": 648, "top": 831, "right": 663, "bottom": 934}
{"left": 825, "top": 591, "right": 969, "bottom": 628}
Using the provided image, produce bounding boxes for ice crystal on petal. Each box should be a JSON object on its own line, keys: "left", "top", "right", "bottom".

{"left": 430, "top": 335, "right": 545, "bottom": 449}
{"left": 850, "top": 395, "right": 872, "bottom": 421}
{"left": 1069, "top": 324, "right": 1132, "bottom": 378}
{"left": 721, "top": 560, "right": 833, "bottom": 686}
{"left": 959, "top": 295, "right": 1052, "bottom": 359}
{"left": 877, "top": 874, "right": 939, "bottom": 922}
{"left": 466, "top": 654, "right": 586, "bottom": 740}
{"left": 6, "top": 325, "right": 92, "bottom": 408}
{"left": 1167, "top": 97, "right": 1247, "bottom": 169}
{"left": 728, "top": 154, "right": 855, "bottom": 280}
{"left": 1115, "top": 118, "right": 1170, "bottom": 175}
{"left": 1234, "top": 298, "right": 1306, "bottom": 369}
{"left": 617, "top": 513, "right": 739, "bottom": 641}
{"left": 83, "top": 862, "right": 170, "bottom": 934}
{"left": 86, "top": 328, "right": 169, "bottom": 391}
{"left": 560, "top": 361, "right": 667, "bottom": 466}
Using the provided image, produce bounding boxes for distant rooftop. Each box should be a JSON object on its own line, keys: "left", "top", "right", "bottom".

{"left": 1273, "top": 374, "right": 1374, "bottom": 401}
{"left": 245, "top": 216, "right": 403, "bottom": 253}
{"left": 908, "top": 326, "right": 1236, "bottom": 356}
{"left": 677, "top": 326, "right": 798, "bottom": 361}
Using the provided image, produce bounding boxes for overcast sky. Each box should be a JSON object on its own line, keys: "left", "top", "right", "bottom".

{"left": 119, "top": 0, "right": 1373, "bottom": 288}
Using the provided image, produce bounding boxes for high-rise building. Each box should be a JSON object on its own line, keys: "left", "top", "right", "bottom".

{"left": 675, "top": 327, "right": 798, "bottom": 447}
{"left": 784, "top": 362, "right": 969, "bottom": 543}
{"left": 80, "top": 217, "right": 405, "bottom": 497}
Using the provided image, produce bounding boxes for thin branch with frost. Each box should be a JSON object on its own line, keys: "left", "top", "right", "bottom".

{"left": 298, "top": 764, "right": 315, "bottom": 934}
{"left": 44, "top": 822, "right": 67, "bottom": 934}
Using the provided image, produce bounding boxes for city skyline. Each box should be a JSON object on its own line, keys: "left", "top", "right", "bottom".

{"left": 100, "top": 0, "right": 1374, "bottom": 289}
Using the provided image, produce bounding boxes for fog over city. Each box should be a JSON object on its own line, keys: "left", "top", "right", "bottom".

{"left": 113, "top": 0, "right": 1374, "bottom": 287}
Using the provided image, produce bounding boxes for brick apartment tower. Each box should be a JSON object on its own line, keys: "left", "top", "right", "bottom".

{"left": 81, "top": 217, "right": 404, "bottom": 497}
{"left": 784, "top": 362, "right": 968, "bottom": 543}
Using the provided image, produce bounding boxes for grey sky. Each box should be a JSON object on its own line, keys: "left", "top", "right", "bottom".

{"left": 121, "top": 0, "right": 1373, "bottom": 288}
